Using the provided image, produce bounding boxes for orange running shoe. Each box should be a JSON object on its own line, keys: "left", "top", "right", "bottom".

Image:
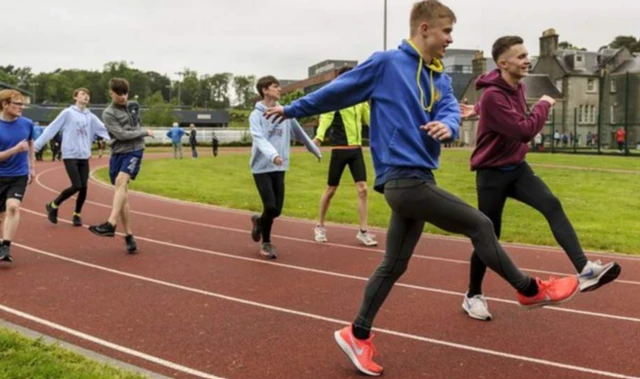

{"left": 334, "top": 325, "right": 383, "bottom": 376}
{"left": 517, "top": 276, "right": 579, "bottom": 308}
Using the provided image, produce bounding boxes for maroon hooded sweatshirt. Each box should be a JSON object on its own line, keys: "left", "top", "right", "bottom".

{"left": 470, "top": 69, "right": 551, "bottom": 170}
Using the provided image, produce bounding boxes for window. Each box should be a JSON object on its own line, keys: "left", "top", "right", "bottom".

{"left": 587, "top": 79, "right": 597, "bottom": 93}
{"left": 611, "top": 105, "right": 616, "bottom": 124}
{"left": 576, "top": 55, "right": 583, "bottom": 62}
{"left": 610, "top": 78, "right": 617, "bottom": 93}
{"left": 578, "top": 104, "right": 596, "bottom": 124}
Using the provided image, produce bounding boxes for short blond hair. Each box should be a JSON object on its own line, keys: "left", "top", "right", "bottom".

{"left": 410, "top": 0, "right": 456, "bottom": 36}
{"left": 0, "top": 89, "right": 23, "bottom": 109}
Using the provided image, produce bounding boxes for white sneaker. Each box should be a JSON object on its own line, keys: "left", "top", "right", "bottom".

{"left": 356, "top": 231, "right": 377, "bottom": 247}
{"left": 314, "top": 225, "right": 327, "bottom": 242}
{"left": 578, "top": 260, "right": 621, "bottom": 292}
{"left": 462, "top": 292, "right": 492, "bottom": 321}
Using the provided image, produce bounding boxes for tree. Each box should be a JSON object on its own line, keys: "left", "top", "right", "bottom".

{"left": 233, "top": 75, "right": 256, "bottom": 109}
{"left": 179, "top": 69, "right": 201, "bottom": 107}
{"left": 609, "top": 35, "right": 640, "bottom": 53}
{"left": 558, "top": 41, "right": 586, "bottom": 51}
{"left": 202, "top": 73, "right": 232, "bottom": 108}
{"left": 141, "top": 91, "right": 176, "bottom": 126}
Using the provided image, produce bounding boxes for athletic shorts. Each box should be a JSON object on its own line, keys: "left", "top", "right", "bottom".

{"left": 0, "top": 176, "right": 28, "bottom": 212}
{"left": 109, "top": 150, "right": 144, "bottom": 185}
{"left": 327, "top": 147, "right": 366, "bottom": 186}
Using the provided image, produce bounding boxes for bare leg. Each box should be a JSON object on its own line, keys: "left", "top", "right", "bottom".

{"left": 318, "top": 186, "right": 338, "bottom": 226}
{"left": 355, "top": 181, "right": 368, "bottom": 231}
{"left": 107, "top": 172, "right": 131, "bottom": 226}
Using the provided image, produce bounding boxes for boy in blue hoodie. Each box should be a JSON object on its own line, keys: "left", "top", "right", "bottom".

{"left": 249, "top": 75, "right": 321, "bottom": 259}
{"left": 265, "top": 1, "right": 579, "bottom": 375}
{"left": 166, "top": 122, "right": 185, "bottom": 159}
{"left": 36, "top": 88, "right": 110, "bottom": 227}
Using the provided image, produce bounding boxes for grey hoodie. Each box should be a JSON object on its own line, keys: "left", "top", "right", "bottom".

{"left": 102, "top": 102, "right": 147, "bottom": 154}
{"left": 249, "top": 101, "right": 321, "bottom": 174}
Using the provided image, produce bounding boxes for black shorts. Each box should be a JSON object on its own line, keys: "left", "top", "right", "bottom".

{"left": 327, "top": 147, "right": 366, "bottom": 186}
{"left": 0, "top": 176, "right": 28, "bottom": 212}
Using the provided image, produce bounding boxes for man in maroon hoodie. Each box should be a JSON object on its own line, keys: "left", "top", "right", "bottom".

{"left": 460, "top": 36, "right": 621, "bottom": 321}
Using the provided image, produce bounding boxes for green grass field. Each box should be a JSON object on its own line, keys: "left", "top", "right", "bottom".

{"left": 94, "top": 148, "right": 640, "bottom": 255}
{"left": 0, "top": 328, "right": 145, "bottom": 379}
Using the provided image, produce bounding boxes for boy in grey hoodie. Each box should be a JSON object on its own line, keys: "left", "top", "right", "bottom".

{"left": 36, "top": 87, "right": 110, "bottom": 227}
{"left": 249, "top": 75, "right": 322, "bottom": 259}
{"left": 88, "top": 78, "right": 153, "bottom": 254}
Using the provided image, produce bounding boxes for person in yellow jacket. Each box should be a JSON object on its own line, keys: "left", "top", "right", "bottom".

{"left": 313, "top": 66, "right": 377, "bottom": 246}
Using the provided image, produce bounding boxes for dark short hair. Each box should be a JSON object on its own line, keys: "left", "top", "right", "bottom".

{"left": 256, "top": 75, "right": 280, "bottom": 99}
{"left": 492, "top": 36, "right": 524, "bottom": 63}
{"left": 109, "top": 78, "right": 130, "bottom": 96}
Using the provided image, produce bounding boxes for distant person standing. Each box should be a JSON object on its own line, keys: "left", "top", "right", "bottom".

{"left": 50, "top": 131, "right": 62, "bottom": 161}
{"left": 616, "top": 127, "right": 626, "bottom": 152}
{"left": 187, "top": 123, "right": 198, "bottom": 159}
{"left": 33, "top": 122, "right": 45, "bottom": 161}
{"left": 212, "top": 131, "right": 219, "bottom": 157}
{"left": 166, "top": 122, "right": 184, "bottom": 159}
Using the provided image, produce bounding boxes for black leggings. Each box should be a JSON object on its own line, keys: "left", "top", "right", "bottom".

{"left": 253, "top": 171, "right": 285, "bottom": 243}
{"left": 55, "top": 159, "right": 90, "bottom": 214}
{"left": 354, "top": 177, "right": 532, "bottom": 331}
{"left": 468, "top": 162, "right": 587, "bottom": 295}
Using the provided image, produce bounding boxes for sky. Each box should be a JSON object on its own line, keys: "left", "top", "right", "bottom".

{"left": 4, "top": 0, "right": 639, "bottom": 81}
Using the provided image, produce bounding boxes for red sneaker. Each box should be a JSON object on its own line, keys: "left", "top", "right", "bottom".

{"left": 334, "top": 325, "right": 383, "bottom": 376}
{"left": 517, "top": 276, "right": 579, "bottom": 308}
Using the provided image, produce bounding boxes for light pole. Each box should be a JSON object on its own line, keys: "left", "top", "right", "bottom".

{"left": 383, "top": 0, "right": 387, "bottom": 51}
{"left": 175, "top": 71, "right": 184, "bottom": 106}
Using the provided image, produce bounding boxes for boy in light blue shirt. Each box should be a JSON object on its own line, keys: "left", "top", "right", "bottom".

{"left": 249, "top": 75, "right": 321, "bottom": 259}
{"left": 35, "top": 88, "right": 110, "bottom": 227}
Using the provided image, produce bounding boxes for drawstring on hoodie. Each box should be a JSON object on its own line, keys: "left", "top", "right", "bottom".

{"left": 406, "top": 39, "right": 443, "bottom": 113}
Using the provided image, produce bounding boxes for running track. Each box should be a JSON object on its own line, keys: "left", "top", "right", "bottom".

{"left": 1, "top": 154, "right": 640, "bottom": 379}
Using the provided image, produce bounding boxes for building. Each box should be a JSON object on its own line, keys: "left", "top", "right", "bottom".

{"left": 533, "top": 28, "right": 640, "bottom": 148}
{"left": 282, "top": 59, "right": 359, "bottom": 96}
{"left": 22, "top": 106, "right": 230, "bottom": 127}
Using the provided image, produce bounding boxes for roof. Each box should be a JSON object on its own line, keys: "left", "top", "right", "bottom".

{"left": 22, "top": 105, "right": 230, "bottom": 124}
{"left": 522, "top": 74, "right": 563, "bottom": 99}
{"left": 448, "top": 73, "right": 475, "bottom": 100}
{"left": 611, "top": 56, "right": 640, "bottom": 74}
{"left": 555, "top": 50, "right": 600, "bottom": 75}
{"left": 0, "top": 81, "right": 34, "bottom": 97}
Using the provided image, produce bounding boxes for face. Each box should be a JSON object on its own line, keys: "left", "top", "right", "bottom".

{"left": 421, "top": 17, "right": 454, "bottom": 59}
{"left": 1, "top": 97, "right": 26, "bottom": 118}
{"left": 74, "top": 91, "right": 90, "bottom": 106}
{"left": 263, "top": 83, "right": 281, "bottom": 101}
{"left": 109, "top": 90, "right": 128, "bottom": 105}
{"left": 498, "top": 44, "right": 531, "bottom": 79}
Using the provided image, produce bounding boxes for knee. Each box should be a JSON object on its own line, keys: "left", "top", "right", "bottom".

{"left": 6, "top": 203, "right": 20, "bottom": 216}
{"left": 325, "top": 186, "right": 337, "bottom": 199}
{"left": 356, "top": 183, "right": 368, "bottom": 198}
{"left": 540, "top": 195, "right": 563, "bottom": 216}
{"left": 264, "top": 206, "right": 280, "bottom": 219}
{"left": 114, "top": 176, "right": 129, "bottom": 189}
{"left": 472, "top": 214, "right": 496, "bottom": 241}
{"left": 377, "top": 258, "right": 410, "bottom": 280}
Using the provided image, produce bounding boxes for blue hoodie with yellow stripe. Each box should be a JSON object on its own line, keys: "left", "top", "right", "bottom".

{"left": 284, "top": 40, "right": 460, "bottom": 192}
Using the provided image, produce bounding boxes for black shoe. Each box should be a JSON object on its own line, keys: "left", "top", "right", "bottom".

{"left": 46, "top": 202, "right": 58, "bottom": 224}
{"left": 251, "top": 215, "right": 261, "bottom": 242}
{"left": 0, "top": 245, "right": 13, "bottom": 263}
{"left": 72, "top": 214, "right": 82, "bottom": 227}
{"left": 259, "top": 243, "right": 277, "bottom": 259}
{"left": 88, "top": 222, "right": 116, "bottom": 237}
{"left": 125, "top": 234, "right": 138, "bottom": 254}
